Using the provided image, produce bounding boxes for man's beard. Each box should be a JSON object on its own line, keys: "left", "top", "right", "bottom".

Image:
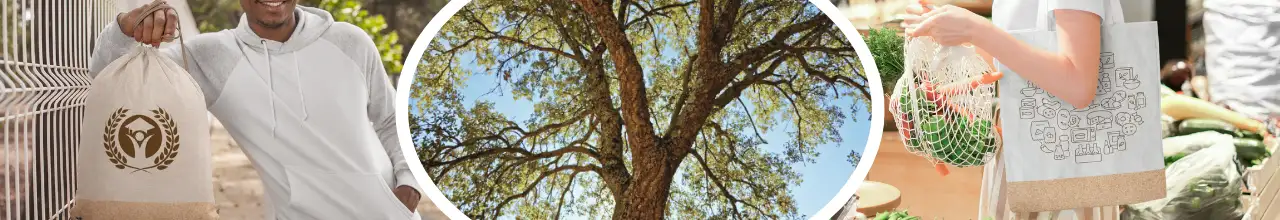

{"left": 255, "top": 18, "right": 290, "bottom": 29}
{"left": 252, "top": 12, "right": 294, "bottom": 30}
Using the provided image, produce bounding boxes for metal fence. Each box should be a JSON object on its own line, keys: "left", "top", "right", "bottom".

{"left": 2, "top": 0, "right": 117, "bottom": 219}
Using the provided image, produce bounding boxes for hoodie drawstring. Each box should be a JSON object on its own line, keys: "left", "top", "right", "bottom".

{"left": 261, "top": 39, "right": 277, "bottom": 137}
{"left": 293, "top": 54, "right": 308, "bottom": 120}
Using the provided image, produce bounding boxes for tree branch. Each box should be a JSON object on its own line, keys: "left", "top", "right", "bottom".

{"left": 664, "top": 52, "right": 698, "bottom": 134}
{"left": 726, "top": 15, "right": 831, "bottom": 75}
{"left": 553, "top": 171, "right": 581, "bottom": 220}
{"left": 543, "top": 1, "right": 592, "bottom": 58}
{"left": 735, "top": 97, "right": 767, "bottom": 143}
{"left": 770, "top": 83, "right": 806, "bottom": 145}
{"left": 623, "top": 1, "right": 695, "bottom": 29}
{"left": 691, "top": 149, "right": 773, "bottom": 218}
{"left": 426, "top": 110, "right": 599, "bottom": 167}
{"left": 712, "top": 0, "right": 745, "bottom": 45}
{"left": 666, "top": 11, "right": 828, "bottom": 153}
{"left": 478, "top": 34, "right": 584, "bottom": 62}
{"left": 709, "top": 54, "right": 786, "bottom": 110}
{"left": 795, "top": 56, "right": 872, "bottom": 102}
{"left": 492, "top": 165, "right": 598, "bottom": 217}
{"left": 570, "top": 0, "right": 661, "bottom": 152}
{"left": 690, "top": 150, "right": 742, "bottom": 219}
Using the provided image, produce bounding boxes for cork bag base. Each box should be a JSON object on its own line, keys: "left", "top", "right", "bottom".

{"left": 71, "top": 199, "right": 217, "bottom": 220}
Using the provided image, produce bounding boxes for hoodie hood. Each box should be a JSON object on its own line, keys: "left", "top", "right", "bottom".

{"left": 233, "top": 6, "right": 333, "bottom": 53}
{"left": 231, "top": 6, "right": 334, "bottom": 136}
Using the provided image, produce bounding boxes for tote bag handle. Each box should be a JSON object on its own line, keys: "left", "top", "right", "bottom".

{"left": 1035, "top": 0, "right": 1052, "bottom": 31}
{"left": 131, "top": 1, "right": 190, "bottom": 72}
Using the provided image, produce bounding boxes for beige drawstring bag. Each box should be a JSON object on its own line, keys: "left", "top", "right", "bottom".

{"left": 72, "top": 3, "right": 215, "bottom": 220}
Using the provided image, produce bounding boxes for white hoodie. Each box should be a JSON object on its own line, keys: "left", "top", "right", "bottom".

{"left": 88, "top": 7, "right": 422, "bottom": 220}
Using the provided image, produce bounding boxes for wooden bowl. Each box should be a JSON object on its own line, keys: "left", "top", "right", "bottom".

{"left": 856, "top": 181, "right": 903, "bottom": 216}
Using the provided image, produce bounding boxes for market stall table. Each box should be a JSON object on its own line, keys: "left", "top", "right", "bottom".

{"left": 865, "top": 131, "right": 985, "bottom": 219}
{"left": 1245, "top": 137, "right": 1280, "bottom": 218}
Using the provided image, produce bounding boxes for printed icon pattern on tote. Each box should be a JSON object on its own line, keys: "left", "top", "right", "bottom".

{"left": 1020, "top": 52, "right": 1146, "bottom": 164}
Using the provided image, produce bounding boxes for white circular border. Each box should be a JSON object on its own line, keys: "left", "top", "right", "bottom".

{"left": 393, "top": 0, "right": 885, "bottom": 219}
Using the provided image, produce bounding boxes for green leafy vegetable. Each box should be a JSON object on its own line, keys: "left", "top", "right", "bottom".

{"left": 868, "top": 28, "right": 905, "bottom": 94}
{"left": 875, "top": 209, "right": 922, "bottom": 220}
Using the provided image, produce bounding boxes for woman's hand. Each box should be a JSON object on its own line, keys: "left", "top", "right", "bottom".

{"left": 901, "top": 5, "right": 994, "bottom": 46}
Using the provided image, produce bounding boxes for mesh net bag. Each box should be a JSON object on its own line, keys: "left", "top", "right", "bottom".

{"left": 888, "top": 36, "right": 1002, "bottom": 169}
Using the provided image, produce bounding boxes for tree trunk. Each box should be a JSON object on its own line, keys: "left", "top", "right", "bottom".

{"left": 612, "top": 144, "right": 686, "bottom": 220}
{"left": 568, "top": 1, "right": 682, "bottom": 218}
{"left": 586, "top": 64, "right": 631, "bottom": 199}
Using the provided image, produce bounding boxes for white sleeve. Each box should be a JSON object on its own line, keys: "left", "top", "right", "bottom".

{"left": 354, "top": 29, "right": 424, "bottom": 195}
{"left": 1050, "top": 0, "right": 1106, "bottom": 18}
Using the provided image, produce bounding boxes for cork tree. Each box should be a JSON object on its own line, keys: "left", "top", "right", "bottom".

{"left": 411, "top": 0, "right": 869, "bottom": 218}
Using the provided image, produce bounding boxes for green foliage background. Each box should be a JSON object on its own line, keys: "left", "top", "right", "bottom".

{"left": 1, "top": 2, "right": 24, "bottom": 83}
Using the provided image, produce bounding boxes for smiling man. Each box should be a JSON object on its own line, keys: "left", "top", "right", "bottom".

{"left": 87, "top": 0, "right": 422, "bottom": 219}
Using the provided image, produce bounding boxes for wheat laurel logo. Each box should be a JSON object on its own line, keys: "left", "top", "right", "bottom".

{"left": 102, "top": 107, "right": 181, "bottom": 173}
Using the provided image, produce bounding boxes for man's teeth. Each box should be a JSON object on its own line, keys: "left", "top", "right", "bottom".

{"left": 263, "top": 1, "right": 283, "bottom": 7}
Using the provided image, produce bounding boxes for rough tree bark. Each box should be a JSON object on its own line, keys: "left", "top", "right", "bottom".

{"left": 571, "top": 0, "right": 682, "bottom": 219}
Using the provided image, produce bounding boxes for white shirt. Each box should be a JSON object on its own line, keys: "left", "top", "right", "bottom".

{"left": 1203, "top": 0, "right": 1280, "bottom": 120}
{"left": 991, "top": 0, "right": 1125, "bottom": 31}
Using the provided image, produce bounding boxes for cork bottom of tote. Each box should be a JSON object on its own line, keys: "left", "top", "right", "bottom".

{"left": 70, "top": 199, "right": 217, "bottom": 220}
{"left": 1006, "top": 170, "right": 1166, "bottom": 213}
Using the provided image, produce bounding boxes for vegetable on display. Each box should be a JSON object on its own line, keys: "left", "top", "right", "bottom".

{"left": 873, "top": 210, "right": 921, "bottom": 220}
{"left": 1176, "top": 118, "right": 1237, "bottom": 137}
{"left": 1164, "top": 118, "right": 1271, "bottom": 167}
{"left": 1160, "top": 89, "right": 1274, "bottom": 167}
{"left": 1235, "top": 138, "right": 1269, "bottom": 167}
{"left": 1162, "top": 94, "right": 1266, "bottom": 135}
{"left": 1125, "top": 143, "right": 1245, "bottom": 219}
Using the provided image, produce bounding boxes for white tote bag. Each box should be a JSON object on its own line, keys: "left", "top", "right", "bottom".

{"left": 996, "top": 5, "right": 1166, "bottom": 213}
{"left": 72, "top": 5, "right": 215, "bottom": 219}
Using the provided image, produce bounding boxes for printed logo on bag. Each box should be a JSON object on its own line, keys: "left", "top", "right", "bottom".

{"left": 102, "top": 107, "right": 181, "bottom": 173}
